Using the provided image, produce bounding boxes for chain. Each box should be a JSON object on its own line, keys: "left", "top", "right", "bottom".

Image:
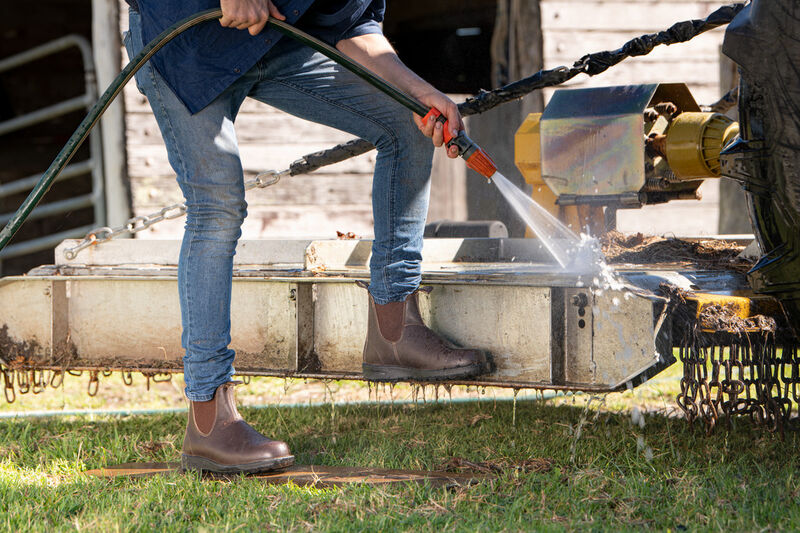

{"left": 676, "top": 331, "right": 799, "bottom": 435}
{"left": 63, "top": 168, "right": 289, "bottom": 260}
{"left": 0, "top": 365, "right": 169, "bottom": 404}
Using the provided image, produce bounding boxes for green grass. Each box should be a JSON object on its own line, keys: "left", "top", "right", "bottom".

{"left": 1, "top": 367, "right": 799, "bottom": 532}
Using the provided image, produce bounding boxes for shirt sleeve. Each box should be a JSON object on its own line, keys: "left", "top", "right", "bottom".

{"left": 339, "top": 0, "right": 385, "bottom": 40}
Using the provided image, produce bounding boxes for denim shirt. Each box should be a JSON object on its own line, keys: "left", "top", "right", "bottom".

{"left": 130, "top": 0, "right": 384, "bottom": 113}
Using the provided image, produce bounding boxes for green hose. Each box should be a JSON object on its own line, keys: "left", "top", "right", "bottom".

{"left": 0, "top": 9, "right": 429, "bottom": 253}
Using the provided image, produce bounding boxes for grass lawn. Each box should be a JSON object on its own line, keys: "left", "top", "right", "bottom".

{"left": 1, "top": 364, "right": 799, "bottom": 532}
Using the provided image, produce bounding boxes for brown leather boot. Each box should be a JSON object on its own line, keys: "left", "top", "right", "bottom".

{"left": 181, "top": 382, "right": 294, "bottom": 474}
{"left": 362, "top": 287, "right": 492, "bottom": 381}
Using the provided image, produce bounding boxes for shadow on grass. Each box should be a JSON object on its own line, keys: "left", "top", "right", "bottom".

{"left": 1, "top": 400, "right": 799, "bottom": 530}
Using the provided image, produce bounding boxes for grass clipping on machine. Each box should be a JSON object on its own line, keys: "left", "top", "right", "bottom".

{"left": 600, "top": 231, "right": 752, "bottom": 271}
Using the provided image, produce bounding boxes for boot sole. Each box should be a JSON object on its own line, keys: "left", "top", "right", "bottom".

{"left": 362, "top": 361, "right": 489, "bottom": 382}
{"left": 180, "top": 453, "right": 295, "bottom": 475}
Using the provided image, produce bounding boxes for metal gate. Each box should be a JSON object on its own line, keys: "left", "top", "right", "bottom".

{"left": 0, "top": 35, "right": 105, "bottom": 272}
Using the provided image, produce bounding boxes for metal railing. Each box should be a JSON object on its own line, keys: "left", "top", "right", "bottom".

{"left": 0, "top": 35, "right": 105, "bottom": 265}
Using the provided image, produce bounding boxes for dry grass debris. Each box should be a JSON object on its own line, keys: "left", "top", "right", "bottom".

{"left": 601, "top": 231, "right": 751, "bottom": 271}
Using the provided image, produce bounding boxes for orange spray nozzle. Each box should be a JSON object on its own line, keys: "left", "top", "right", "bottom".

{"left": 449, "top": 132, "right": 496, "bottom": 181}
{"left": 464, "top": 145, "right": 497, "bottom": 180}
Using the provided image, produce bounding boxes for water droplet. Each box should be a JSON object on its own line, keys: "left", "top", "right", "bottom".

{"left": 631, "top": 406, "right": 645, "bottom": 428}
{"left": 512, "top": 388, "right": 519, "bottom": 427}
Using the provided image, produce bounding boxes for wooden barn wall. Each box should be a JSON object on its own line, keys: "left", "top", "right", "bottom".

{"left": 121, "top": 0, "right": 735, "bottom": 241}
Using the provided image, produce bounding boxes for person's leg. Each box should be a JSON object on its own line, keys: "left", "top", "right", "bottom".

{"left": 125, "top": 9, "right": 251, "bottom": 401}
{"left": 124, "top": 9, "right": 293, "bottom": 473}
{"left": 249, "top": 41, "right": 489, "bottom": 380}
{"left": 249, "top": 41, "right": 433, "bottom": 303}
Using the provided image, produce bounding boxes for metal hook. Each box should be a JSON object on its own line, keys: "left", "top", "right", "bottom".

{"left": 152, "top": 373, "right": 172, "bottom": 383}
{"left": 17, "top": 370, "right": 30, "bottom": 395}
{"left": 87, "top": 371, "right": 99, "bottom": 397}
{"left": 2, "top": 369, "right": 15, "bottom": 404}
{"left": 32, "top": 369, "right": 45, "bottom": 394}
{"left": 50, "top": 370, "right": 64, "bottom": 389}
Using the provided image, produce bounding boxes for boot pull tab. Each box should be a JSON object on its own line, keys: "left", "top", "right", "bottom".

{"left": 417, "top": 286, "right": 433, "bottom": 294}
{"left": 355, "top": 280, "right": 369, "bottom": 290}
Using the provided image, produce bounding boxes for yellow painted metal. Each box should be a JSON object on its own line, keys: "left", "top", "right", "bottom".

{"left": 665, "top": 112, "right": 740, "bottom": 180}
{"left": 689, "top": 292, "right": 752, "bottom": 319}
{"left": 514, "top": 113, "right": 603, "bottom": 236}
{"left": 685, "top": 291, "right": 783, "bottom": 333}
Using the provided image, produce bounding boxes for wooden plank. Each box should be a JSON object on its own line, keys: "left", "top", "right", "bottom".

{"left": 539, "top": 57, "right": 722, "bottom": 97}
{"left": 544, "top": 0, "right": 735, "bottom": 2}
{"left": 126, "top": 112, "right": 355, "bottom": 146}
{"left": 118, "top": 0, "right": 128, "bottom": 33}
{"left": 542, "top": 56, "right": 721, "bottom": 82}
{"left": 428, "top": 146, "right": 468, "bottom": 221}
{"left": 93, "top": 0, "right": 130, "bottom": 227}
{"left": 544, "top": 28, "right": 725, "bottom": 62}
{"left": 85, "top": 462, "right": 488, "bottom": 487}
{"left": 130, "top": 204, "right": 375, "bottom": 240}
{"left": 616, "top": 180, "right": 720, "bottom": 235}
{"left": 131, "top": 173, "right": 373, "bottom": 208}
{"left": 127, "top": 144, "right": 377, "bottom": 178}
{"left": 541, "top": 1, "right": 722, "bottom": 31}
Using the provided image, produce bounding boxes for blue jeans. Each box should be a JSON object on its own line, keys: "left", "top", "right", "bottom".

{"left": 125, "top": 11, "right": 434, "bottom": 401}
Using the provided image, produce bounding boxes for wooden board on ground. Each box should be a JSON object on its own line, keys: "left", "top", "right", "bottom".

{"left": 85, "top": 463, "right": 488, "bottom": 488}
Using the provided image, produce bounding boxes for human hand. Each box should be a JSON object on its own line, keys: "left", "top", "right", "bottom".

{"left": 220, "top": 0, "right": 286, "bottom": 36}
{"left": 413, "top": 91, "right": 464, "bottom": 159}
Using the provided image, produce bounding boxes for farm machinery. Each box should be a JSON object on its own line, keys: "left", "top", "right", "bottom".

{"left": 1, "top": 0, "right": 799, "bottom": 432}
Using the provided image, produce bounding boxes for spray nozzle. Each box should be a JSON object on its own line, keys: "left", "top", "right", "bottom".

{"left": 462, "top": 142, "right": 497, "bottom": 181}
{"left": 449, "top": 132, "right": 497, "bottom": 181}
{"left": 421, "top": 108, "right": 497, "bottom": 181}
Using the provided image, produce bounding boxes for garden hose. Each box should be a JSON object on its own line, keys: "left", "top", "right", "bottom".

{"left": 0, "top": 8, "right": 455, "bottom": 253}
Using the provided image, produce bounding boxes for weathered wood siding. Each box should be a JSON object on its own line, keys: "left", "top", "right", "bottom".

{"left": 121, "top": 0, "right": 734, "bottom": 240}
